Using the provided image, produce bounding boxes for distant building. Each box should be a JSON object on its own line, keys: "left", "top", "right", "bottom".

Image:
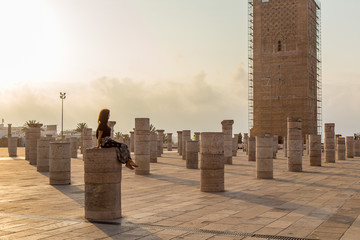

{"left": 248, "top": 0, "right": 322, "bottom": 140}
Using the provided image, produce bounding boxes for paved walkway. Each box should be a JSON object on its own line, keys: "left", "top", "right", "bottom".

{"left": 0, "top": 147, "right": 360, "bottom": 240}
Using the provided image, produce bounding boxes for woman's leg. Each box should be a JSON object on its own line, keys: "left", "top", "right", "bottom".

{"left": 102, "top": 139, "right": 131, "bottom": 164}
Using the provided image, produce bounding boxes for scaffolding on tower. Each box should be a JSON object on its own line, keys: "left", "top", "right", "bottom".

{"left": 248, "top": 0, "right": 254, "bottom": 133}
{"left": 315, "top": 0, "right": 322, "bottom": 135}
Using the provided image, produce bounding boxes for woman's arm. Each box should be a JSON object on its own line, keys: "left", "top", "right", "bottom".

{"left": 97, "top": 131, "right": 103, "bottom": 148}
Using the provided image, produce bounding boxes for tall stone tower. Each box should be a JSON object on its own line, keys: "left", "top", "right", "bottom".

{"left": 248, "top": 0, "right": 321, "bottom": 140}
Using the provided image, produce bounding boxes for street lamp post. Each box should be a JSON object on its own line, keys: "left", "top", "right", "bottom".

{"left": 60, "top": 92, "right": 66, "bottom": 139}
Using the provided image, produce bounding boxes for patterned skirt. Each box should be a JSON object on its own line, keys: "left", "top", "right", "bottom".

{"left": 101, "top": 137, "right": 131, "bottom": 164}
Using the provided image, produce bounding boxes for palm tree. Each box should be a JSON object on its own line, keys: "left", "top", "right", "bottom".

{"left": 75, "top": 123, "right": 88, "bottom": 133}
{"left": 150, "top": 124, "right": 156, "bottom": 133}
{"left": 22, "top": 120, "right": 41, "bottom": 132}
{"left": 114, "top": 132, "right": 122, "bottom": 139}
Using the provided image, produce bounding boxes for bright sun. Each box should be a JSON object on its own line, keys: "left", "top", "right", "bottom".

{"left": 0, "top": 0, "right": 65, "bottom": 87}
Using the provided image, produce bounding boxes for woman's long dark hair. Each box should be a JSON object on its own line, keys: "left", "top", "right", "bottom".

{"left": 98, "top": 109, "right": 110, "bottom": 126}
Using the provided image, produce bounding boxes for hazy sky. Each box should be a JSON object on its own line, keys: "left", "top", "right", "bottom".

{"left": 0, "top": 0, "right": 359, "bottom": 137}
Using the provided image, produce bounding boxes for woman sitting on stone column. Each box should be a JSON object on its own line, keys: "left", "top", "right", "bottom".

{"left": 96, "top": 109, "right": 138, "bottom": 170}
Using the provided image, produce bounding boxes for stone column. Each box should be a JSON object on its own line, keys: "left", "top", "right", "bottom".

{"left": 324, "top": 123, "right": 335, "bottom": 163}
{"left": 194, "top": 132, "right": 200, "bottom": 141}
{"left": 177, "top": 131, "right": 183, "bottom": 155}
{"left": 354, "top": 139, "right": 360, "bottom": 157}
{"left": 346, "top": 136, "right": 354, "bottom": 159}
{"left": 284, "top": 136, "right": 288, "bottom": 157}
{"left": 287, "top": 117, "right": 302, "bottom": 172}
{"left": 309, "top": 135, "right": 322, "bottom": 166}
{"left": 273, "top": 135, "right": 278, "bottom": 159}
{"left": 28, "top": 123, "right": 43, "bottom": 165}
{"left": 85, "top": 148, "right": 121, "bottom": 220}
{"left": 134, "top": 118, "right": 150, "bottom": 175}
{"left": 37, "top": 138, "right": 52, "bottom": 172}
{"left": 221, "top": 120, "right": 234, "bottom": 165}
{"left": 335, "top": 134, "right": 341, "bottom": 151}
{"left": 8, "top": 137, "right": 17, "bottom": 157}
{"left": 124, "top": 138, "right": 130, "bottom": 148}
{"left": 108, "top": 121, "right": 116, "bottom": 138}
{"left": 82, "top": 128, "right": 93, "bottom": 160}
{"left": 256, "top": 136, "right": 273, "bottom": 179}
{"left": 156, "top": 130, "right": 165, "bottom": 154}
{"left": 150, "top": 132, "right": 158, "bottom": 163}
{"left": 248, "top": 137, "right": 256, "bottom": 162}
{"left": 200, "top": 132, "right": 224, "bottom": 192}
{"left": 244, "top": 133, "right": 249, "bottom": 154}
{"left": 25, "top": 129, "right": 29, "bottom": 160}
{"left": 186, "top": 141, "right": 199, "bottom": 169}
{"left": 305, "top": 134, "right": 309, "bottom": 156}
{"left": 232, "top": 134, "right": 238, "bottom": 157}
{"left": 130, "top": 131, "right": 135, "bottom": 152}
{"left": 7, "top": 124, "right": 12, "bottom": 137}
{"left": 167, "top": 133, "right": 173, "bottom": 151}
{"left": 70, "top": 137, "right": 78, "bottom": 158}
{"left": 49, "top": 141, "right": 71, "bottom": 185}
{"left": 336, "top": 137, "right": 346, "bottom": 161}
{"left": 182, "top": 130, "right": 191, "bottom": 160}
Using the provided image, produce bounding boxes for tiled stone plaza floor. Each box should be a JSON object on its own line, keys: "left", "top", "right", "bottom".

{"left": 1, "top": 147, "right": 360, "bottom": 240}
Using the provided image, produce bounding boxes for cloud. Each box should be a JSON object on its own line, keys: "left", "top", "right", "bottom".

{"left": 1, "top": 70, "right": 249, "bottom": 135}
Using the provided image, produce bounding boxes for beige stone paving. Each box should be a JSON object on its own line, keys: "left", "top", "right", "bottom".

{"left": 1, "top": 147, "right": 360, "bottom": 239}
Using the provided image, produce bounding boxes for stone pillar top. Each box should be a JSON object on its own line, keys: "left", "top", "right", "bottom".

{"left": 156, "top": 129, "right": 165, "bottom": 134}
{"left": 221, "top": 120, "right": 234, "bottom": 125}
{"left": 177, "top": 131, "right": 182, "bottom": 134}
{"left": 135, "top": 118, "right": 150, "bottom": 131}
{"left": 130, "top": 131, "right": 134, "bottom": 134}
{"left": 325, "top": 123, "right": 335, "bottom": 127}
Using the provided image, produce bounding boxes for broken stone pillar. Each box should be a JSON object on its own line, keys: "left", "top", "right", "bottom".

{"left": 324, "top": 123, "right": 335, "bottom": 163}
{"left": 7, "top": 124, "right": 12, "bottom": 137}
{"left": 346, "top": 136, "right": 354, "bottom": 159}
{"left": 134, "top": 118, "right": 150, "bottom": 175}
{"left": 336, "top": 137, "right": 346, "bottom": 161}
{"left": 273, "top": 135, "right": 278, "bottom": 159}
{"left": 194, "top": 132, "right": 200, "bottom": 141}
{"left": 244, "top": 133, "right": 249, "bottom": 154}
{"left": 355, "top": 139, "right": 360, "bottom": 157}
{"left": 156, "top": 138, "right": 161, "bottom": 157}
{"left": 287, "top": 117, "right": 302, "bottom": 172}
{"left": 150, "top": 132, "right": 158, "bottom": 163}
{"left": 130, "top": 131, "right": 135, "bottom": 152}
{"left": 156, "top": 130, "right": 165, "bottom": 155}
{"left": 256, "top": 136, "right": 273, "bottom": 179}
{"left": 108, "top": 121, "right": 116, "bottom": 138}
{"left": 167, "top": 133, "right": 173, "bottom": 151}
{"left": 284, "top": 136, "right": 288, "bottom": 157}
{"left": 82, "top": 128, "right": 93, "bottom": 160}
{"left": 232, "top": 134, "right": 238, "bottom": 157}
{"left": 221, "top": 120, "right": 234, "bottom": 165}
{"left": 248, "top": 137, "right": 256, "bottom": 162}
{"left": 200, "top": 132, "right": 224, "bottom": 192}
{"left": 186, "top": 140, "right": 199, "bottom": 169}
{"left": 8, "top": 137, "right": 17, "bottom": 157}
{"left": 25, "top": 129, "right": 29, "bottom": 160}
{"left": 70, "top": 137, "right": 78, "bottom": 158}
{"left": 37, "top": 138, "right": 52, "bottom": 172}
{"left": 309, "top": 135, "right": 322, "bottom": 166}
{"left": 305, "top": 134, "right": 310, "bottom": 156}
{"left": 182, "top": 130, "right": 191, "bottom": 160}
{"left": 85, "top": 148, "right": 121, "bottom": 220}
{"left": 177, "top": 131, "right": 183, "bottom": 155}
{"left": 49, "top": 141, "right": 71, "bottom": 185}
{"left": 28, "top": 123, "right": 43, "bottom": 165}
{"left": 335, "top": 134, "right": 341, "bottom": 152}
